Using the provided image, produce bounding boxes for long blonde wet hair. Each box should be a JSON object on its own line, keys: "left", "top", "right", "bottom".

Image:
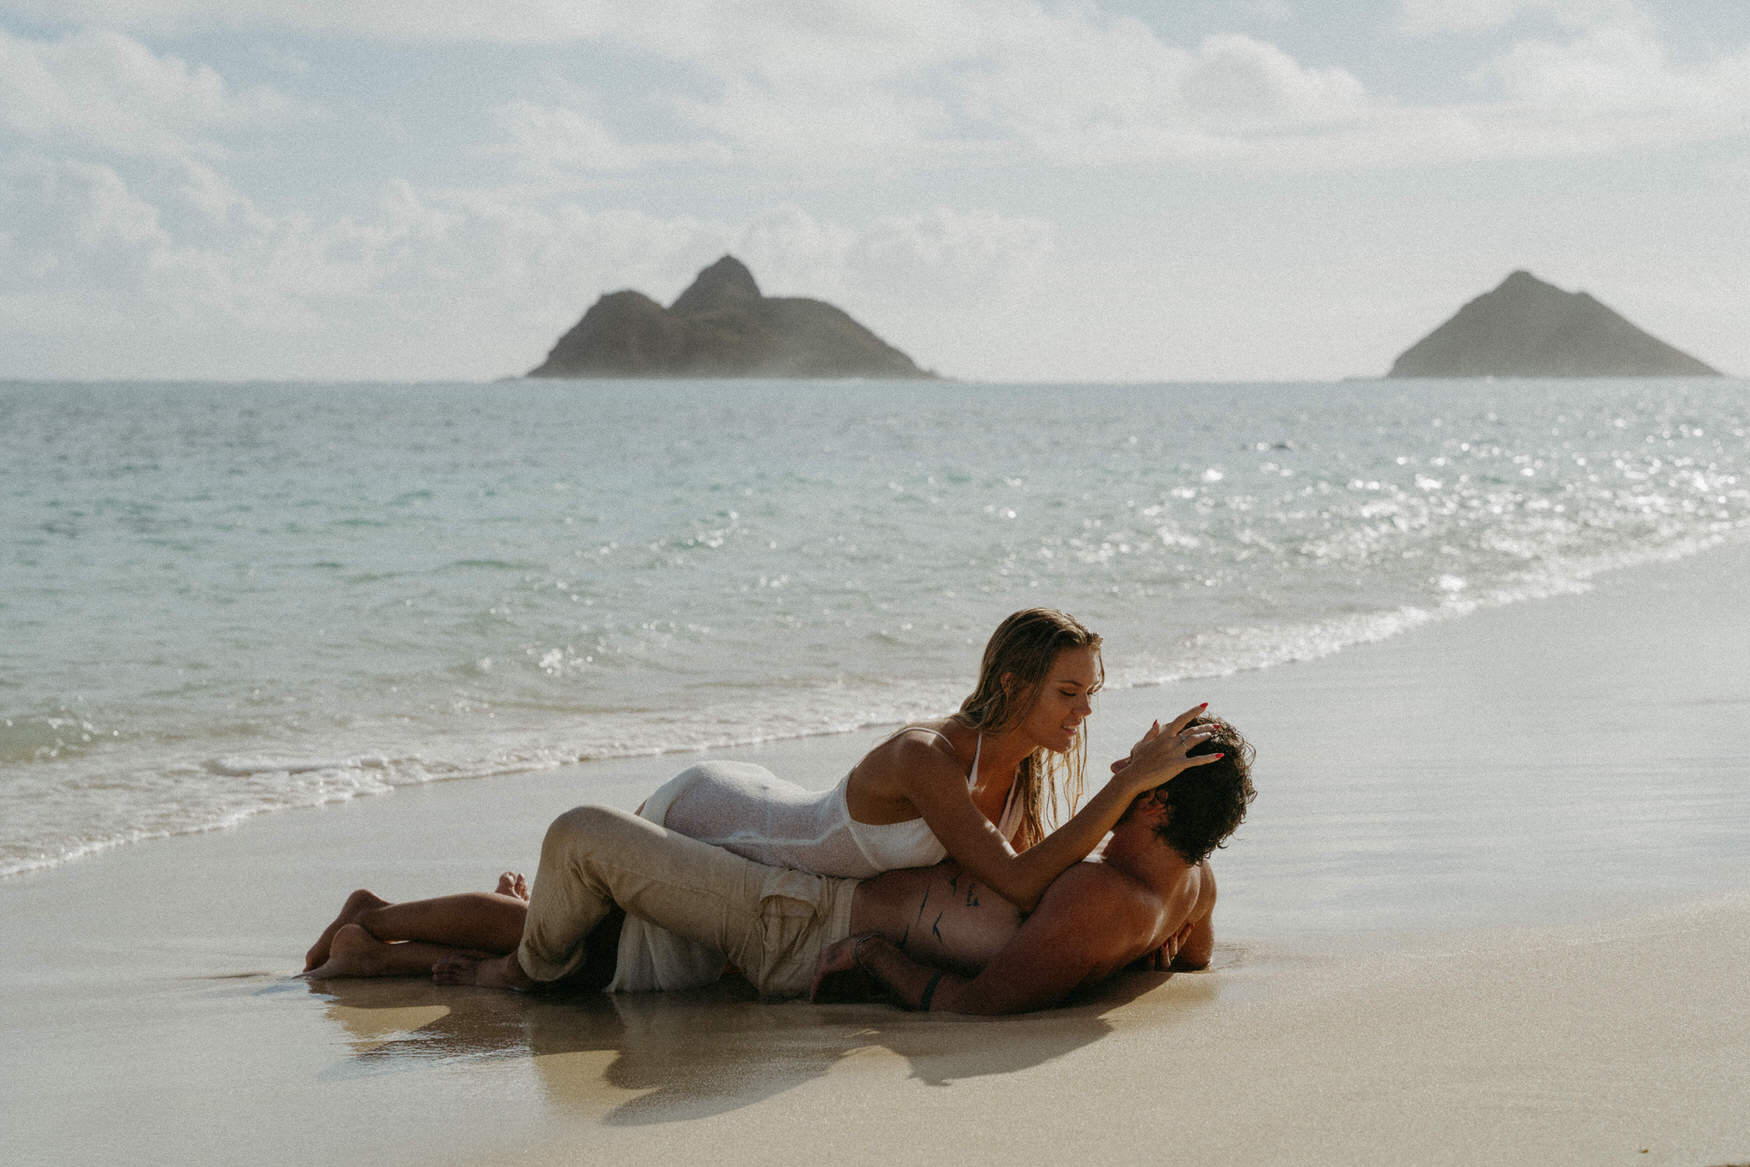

{"left": 951, "top": 608, "right": 1103, "bottom": 849}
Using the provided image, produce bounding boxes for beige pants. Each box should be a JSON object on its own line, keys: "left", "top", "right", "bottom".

{"left": 517, "top": 804, "right": 857, "bottom": 998}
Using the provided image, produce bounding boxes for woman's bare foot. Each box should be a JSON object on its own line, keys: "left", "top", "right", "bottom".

{"left": 306, "top": 925, "right": 494, "bottom": 980}
{"left": 432, "top": 951, "right": 538, "bottom": 992}
{"left": 303, "top": 924, "right": 393, "bottom": 978}
{"left": 493, "top": 872, "right": 529, "bottom": 901}
{"left": 304, "top": 889, "right": 391, "bottom": 972}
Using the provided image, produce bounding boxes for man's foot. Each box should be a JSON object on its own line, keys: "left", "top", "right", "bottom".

{"left": 433, "top": 951, "right": 538, "bottom": 992}
{"left": 304, "top": 889, "right": 390, "bottom": 971}
{"left": 493, "top": 872, "right": 529, "bottom": 901}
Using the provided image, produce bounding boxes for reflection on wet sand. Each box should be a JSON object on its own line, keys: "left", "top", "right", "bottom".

{"left": 310, "top": 971, "right": 1169, "bottom": 1125}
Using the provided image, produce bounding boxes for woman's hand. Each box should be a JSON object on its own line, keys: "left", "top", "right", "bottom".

{"left": 1107, "top": 704, "right": 1221, "bottom": 794}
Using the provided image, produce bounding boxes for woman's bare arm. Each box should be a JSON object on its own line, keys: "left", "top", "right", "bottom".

{"left": 877, "top": 707, "right": 1221, "bottom": 912}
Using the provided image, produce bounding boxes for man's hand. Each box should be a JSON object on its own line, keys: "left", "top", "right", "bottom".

{"left": 811, "top": 933, "right": 880, "bottom": 1003}
{"left": 1132, "top": 917, "right": 1199, "bottom": 970}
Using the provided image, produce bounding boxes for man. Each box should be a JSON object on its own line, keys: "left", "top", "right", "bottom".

{"left": 436, "top": 719, "right": 1254, "bottom": 1014}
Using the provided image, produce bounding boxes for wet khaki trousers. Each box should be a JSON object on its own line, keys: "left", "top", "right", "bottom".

{"left": 516, "top": 804, "right": 857, "bottom": 997}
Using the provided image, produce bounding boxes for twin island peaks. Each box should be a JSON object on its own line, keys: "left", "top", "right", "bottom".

{"left": 526, "top": 258, "right": 1721, "bottom": 381}
{"left": 527, "top": 255, "right": 933, "bottom": 379}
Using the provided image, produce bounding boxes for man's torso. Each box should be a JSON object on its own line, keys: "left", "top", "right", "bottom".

{"left": 853, "top": 854, "right": 1205, "bottom": 990}
{"left": 850, "top": 862, "right": 1024, "bottom": 973}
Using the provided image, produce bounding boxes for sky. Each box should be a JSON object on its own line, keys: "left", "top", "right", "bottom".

{"left": 2, "top": 0, "right": 1745, "bottom": 382}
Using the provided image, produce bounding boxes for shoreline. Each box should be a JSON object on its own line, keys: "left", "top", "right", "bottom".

{"left": 9, "top": 525, "right": 1742, "bottom": 886}
{"left": 3, "top": 537, "right": 1748, "bottom": 1164}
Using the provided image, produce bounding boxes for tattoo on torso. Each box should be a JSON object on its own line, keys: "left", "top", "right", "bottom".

{"left": 897, "top": 866, "right": 1021, "bottom": 970}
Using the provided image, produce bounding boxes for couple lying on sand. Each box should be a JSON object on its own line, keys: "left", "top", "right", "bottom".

{"left": 303, "top": 609, "right": 1256, "bottom": 1014}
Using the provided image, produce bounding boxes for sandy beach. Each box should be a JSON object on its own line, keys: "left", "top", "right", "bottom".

{"left": 4, "top": 539, "right": 1749, "bottom": 1166}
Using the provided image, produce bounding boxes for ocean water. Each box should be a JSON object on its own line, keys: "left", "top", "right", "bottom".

{"left": 3, "top": 377, "right": 1746, "bottom": 879}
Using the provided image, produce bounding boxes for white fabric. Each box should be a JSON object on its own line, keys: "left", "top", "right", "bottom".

{"left": 606, "top": 728, "right": 1020, "bottom": 992}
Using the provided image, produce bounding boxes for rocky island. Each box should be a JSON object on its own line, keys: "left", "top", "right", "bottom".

{"left": 527, "top": 255, "right": 934, "bottom": 379}
{"left": 1387, "top": 270, "right": 1719, "bottom": 378}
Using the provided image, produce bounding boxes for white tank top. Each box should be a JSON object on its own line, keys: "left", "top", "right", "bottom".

{"left": 656, "top": 729, "right": 1020, "bottom": 877}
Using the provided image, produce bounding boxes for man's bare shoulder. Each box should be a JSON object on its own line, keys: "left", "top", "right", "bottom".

{"left": 1035, "top": 860, "right": 1171, "bottom": 932}
{"left": 1045, "top": 856, "right": 1212, "bottom": 944}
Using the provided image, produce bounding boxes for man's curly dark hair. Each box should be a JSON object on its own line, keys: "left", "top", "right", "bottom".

{"left": 1156, "top": 716, "right": 1256, "bottom": 864}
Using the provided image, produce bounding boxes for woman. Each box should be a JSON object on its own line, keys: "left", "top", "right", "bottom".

{"left": 643, "top": 608, "right": 1212, "bottom": 906}
{"left": 304, "top": 608, "right": 1221, "bottom": 978}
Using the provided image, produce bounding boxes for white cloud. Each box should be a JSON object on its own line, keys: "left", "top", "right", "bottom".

{"left": 860, "top": 206, "right": 1056, "bottom": 278}
{"left": 477, "top": 5, "right": 1372, "bottom": 171}
{"left": 0, "top": 0, "right": 618, "bottom": 43}
{"left": 1, "top": 157, "right": 173, "bottom": 335}
{"left": 620, "top": 2, "right": 972, "bottom": 167}
{"left": 918, "top": 13, "right": 1378, "bottom": 165}
{"left": 485, "top": 95, "right": 844, "bottom": 178}
{"left": 1180, "top": 35, "right": 1371, "bottom": 128}
{"left": 0, "top": 147, "right": 1053, "bottom": 377}
{"left": 932, "top": 4, "right": 1746, "bottom": 169}
{"left": 672, "top": 79, "right": 953, "bottom": 167}
{"left": 581, "top": 4, "right": 1743, "bottom": 172}
{"left": 727, "top": 202, "right": 1055, "bottom": 306}
{"left": 10, "top": 3, "right": 1744, "bottom": 173}
{"left": 1482, "top": 22, "right": 1750, "bottom": 120}
{"left": 626, "top": 0, "right": 966, "bottom": 80}
{"left": 1397, "top": 0, "right": 1640, "bottom": 37}
{"left": 175, "top": 158, "right": 272, "bottom": 230}
{"left": 956, "top": 7, "right": 1192, "bottom": 154}
{"left": 0, "top": 27, "right": 287, "bottom": 156}
{"left": 0, "top": 158, "right": 162, "bottom": 264}
{"left": 0, "top": 4, "right": 1378, "bottom": 170}
{"left": 491, "top": 102, "right": 651, "bottom": 174}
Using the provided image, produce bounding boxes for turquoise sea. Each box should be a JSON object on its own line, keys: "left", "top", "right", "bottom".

{"left": 3, "top": 377, "right": 1747, "bottom": 879}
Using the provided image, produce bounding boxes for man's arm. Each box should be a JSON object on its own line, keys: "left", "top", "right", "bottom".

{"left": 815, "top": 866, "right": 1162, "bottom": 1015}
{"left": 1168, "top": 862, "right": 1216, "bottom": 970}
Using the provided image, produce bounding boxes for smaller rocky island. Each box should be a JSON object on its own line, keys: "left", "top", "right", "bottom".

{"left": 528, "top": 255, "right": 934, "bottom": 379}
{"left": 1388, "top": 270, "right": 1719, "bottom": 378}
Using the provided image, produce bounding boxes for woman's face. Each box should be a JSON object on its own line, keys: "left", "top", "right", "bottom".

{"left": 1016, "top": 645, "right": 1100, "bottom": 753}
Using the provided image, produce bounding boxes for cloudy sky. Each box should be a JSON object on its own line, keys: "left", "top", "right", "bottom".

{"left": 3, "top": 0, "right": 1745, "bottom": 382}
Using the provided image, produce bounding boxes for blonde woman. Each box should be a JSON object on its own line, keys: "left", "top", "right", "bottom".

{"left": 650, "top": 608, "right": 1213, "bottom": 908}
